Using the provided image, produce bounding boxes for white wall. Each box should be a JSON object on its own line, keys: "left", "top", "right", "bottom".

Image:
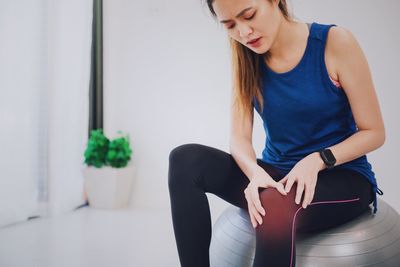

{"left": 103, "top": 0, "right": 400, "bottom": 222}
{"left": 0, "top": 0, "right": 45, "bottom": 227}
{"left": 0, "top": 0, "right": 91, "bottom": 227}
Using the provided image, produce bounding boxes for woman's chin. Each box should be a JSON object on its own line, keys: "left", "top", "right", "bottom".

{"left": 249, "top": 45, "right": 268, "bottom": 54}
{"left": 253, "top": 48, "right": 267, "bottom": 54}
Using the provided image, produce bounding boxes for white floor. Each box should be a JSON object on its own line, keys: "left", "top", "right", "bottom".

{"left": 0, "top": 206, "right": 182, "bottom": 267}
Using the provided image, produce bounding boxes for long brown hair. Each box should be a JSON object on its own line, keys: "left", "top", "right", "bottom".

{"left": 206, "top": 0, "right": 292, "bottom": 118}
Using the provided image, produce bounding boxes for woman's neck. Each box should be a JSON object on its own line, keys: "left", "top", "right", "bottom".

{"left": 266, "top": 20, "right": 308, "bottom": 63}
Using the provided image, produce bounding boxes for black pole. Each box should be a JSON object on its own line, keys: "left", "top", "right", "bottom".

{"left": 83, "top": 0, "right": 103, "bottom": 208}
{"left": 89, "top": 0, "right": 103, "bottom": 136}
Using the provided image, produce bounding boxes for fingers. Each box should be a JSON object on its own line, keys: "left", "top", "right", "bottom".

{"left": 295, "top": 181, "right": 304, "bottom": 205}
{"left": 251, "top": 204, "right": 263, "bottom": 226}
{"left": 247, "top": 200, "right": 258, "bottom": 228}
{"left": 278, "top": 176, "right": 288, "bottom": 184}
{"left": 248, "top": 209, "right": 257, "bottom": 228}
{"left": 273, "top": 182, "right": 287, "bottom": 196}
{"left": 284, "top": 176, "right": 295, "bottom": 193}
{"left": 284, "top": 176, "right": 316, "bottom": 208}
{"left": 303, "top": 182, "right": 313, "bottom": 208}
{"left": 302, "top": 181, "right": 316, "bottom": 209}
{"left": 246, "top": 197, "right": 262, "bottom": 228}
{"left": 302, "top": 183, "right": 309, "bottom": 208}
{"left": 282, "top": 175, "right": 304, "bottom": 206}
{"left": 251, "top": 187, "right": 266, "bottom": 216}
{"left": 244, "top": 188, "right": 264, "bottom": 228}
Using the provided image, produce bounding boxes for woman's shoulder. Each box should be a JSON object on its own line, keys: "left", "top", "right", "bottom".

{"left": 327, "top": 25, "right": 358, "bottom": 51}
{"left": 325, "top": 24, "right": 361, "bottom": 80}
{"left": 311, "top": 22, "right": 355, "bottom": 43}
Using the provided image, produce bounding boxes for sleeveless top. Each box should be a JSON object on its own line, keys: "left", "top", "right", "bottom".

{"left": 252, "top": 22, "right": 384, "bottom": 213}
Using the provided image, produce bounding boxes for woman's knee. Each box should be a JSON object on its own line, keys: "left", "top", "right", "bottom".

{"left": 169, "top": 143, "right": 202, "bottom": 163}
{"left": 168, "top": 143, "right": 205, "bottom": 189}
{"left": 259, "top": 185, "right": 299, "bottom": 216}
{"left": 256, "top": 187, "right": 299, "bottom": 240}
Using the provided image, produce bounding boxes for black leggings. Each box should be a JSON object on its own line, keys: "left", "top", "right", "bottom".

{"left": 168, "top": 143, "right": 374, "bottom": 267}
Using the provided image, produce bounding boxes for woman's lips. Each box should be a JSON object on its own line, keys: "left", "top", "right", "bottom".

{"left": 247, "top": 37, "right": 262, "bottom": 48}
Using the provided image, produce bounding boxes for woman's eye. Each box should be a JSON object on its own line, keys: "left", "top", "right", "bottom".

{"left": 225, "top": 11, "right": 256, "bottom": 30}
{"left": 245, "top": 12, "right": 256, "bottom": 20}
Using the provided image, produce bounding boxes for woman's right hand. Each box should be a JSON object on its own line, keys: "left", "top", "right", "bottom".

{"left": 244, "top": 167, "right": 287, "bottom": 228}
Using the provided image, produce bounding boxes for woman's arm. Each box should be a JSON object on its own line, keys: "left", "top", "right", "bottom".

{"left": 230, "top": 135, "right": 263, "bottom": 181}
{"left": 228, "top": 94, "right": 262, "bottom": 181}
{"left": 318, "top": 26, "right": 386, "bottom": 169}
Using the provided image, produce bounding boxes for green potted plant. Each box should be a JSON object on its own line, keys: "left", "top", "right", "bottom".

{"left": 82, "top": 129, "right": 135, "bottom": 209}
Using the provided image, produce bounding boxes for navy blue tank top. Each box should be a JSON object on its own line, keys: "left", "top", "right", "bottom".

{"left": 253, "top": 22, "right": 383, "bottom": 213}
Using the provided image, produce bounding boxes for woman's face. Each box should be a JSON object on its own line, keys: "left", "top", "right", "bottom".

{"left": 212, "top": 0, "right": 282, "bottom": 54}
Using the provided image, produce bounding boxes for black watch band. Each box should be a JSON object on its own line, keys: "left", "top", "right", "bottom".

{"left": 319, "top": 149, "right": 336, "bottom": 169}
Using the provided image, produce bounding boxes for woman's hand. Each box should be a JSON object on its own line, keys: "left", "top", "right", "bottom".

{"left": 244, "top": 166, "right": 287, "bottom": 228}
{"left": 278, "top": 152, "right": 325, "bottom": 209}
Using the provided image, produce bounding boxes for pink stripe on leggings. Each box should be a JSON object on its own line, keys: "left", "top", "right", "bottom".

{"left": 290, "top": 197, "right": 360, "bottom": 267}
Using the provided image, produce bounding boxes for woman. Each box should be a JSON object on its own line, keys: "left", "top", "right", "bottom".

{"left": 168, "top": 0, "right": 385, "bottom": 266}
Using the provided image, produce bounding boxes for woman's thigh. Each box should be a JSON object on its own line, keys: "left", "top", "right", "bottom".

{"left": 169, "top": 143, "right": 282, "bottom": 209}
{"left": 295, "top": 168, "right": 374, "bottom": 232}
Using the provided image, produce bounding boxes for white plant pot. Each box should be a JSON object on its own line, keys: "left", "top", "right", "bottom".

{"left": 82, "top": 164, "right": 135, "bottom": 209}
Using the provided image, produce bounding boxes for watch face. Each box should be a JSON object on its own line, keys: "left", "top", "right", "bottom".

{"left": 325, "top": 150, "right": 335, "bottom": 163}
{"left": 320, "top": 149, "right": 336, "bottom": 167}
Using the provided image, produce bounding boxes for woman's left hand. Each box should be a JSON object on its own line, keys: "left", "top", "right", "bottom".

{"left": 278, "top": 152, "right": 326, "bottom": 209}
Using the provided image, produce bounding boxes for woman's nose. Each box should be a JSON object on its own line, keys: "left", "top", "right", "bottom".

{"left": 238, "top": 23, "right": 253, "bottom": 38}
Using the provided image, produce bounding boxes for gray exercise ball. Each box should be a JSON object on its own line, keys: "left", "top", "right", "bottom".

{"left": 209, "top": 198, "right": 400, "bottom": 267}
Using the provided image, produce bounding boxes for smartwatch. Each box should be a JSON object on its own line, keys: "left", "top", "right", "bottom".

{"left": 319, "top": 149, "right": 336, "bottom": 169}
